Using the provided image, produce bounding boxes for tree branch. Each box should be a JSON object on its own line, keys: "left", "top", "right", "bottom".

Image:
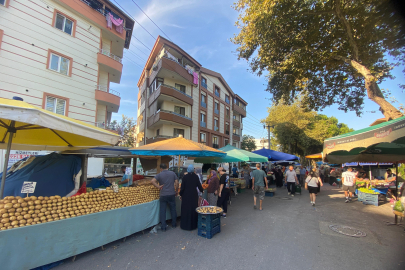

{"left": 334, "top": 0, "right": 359, "bottom": 60}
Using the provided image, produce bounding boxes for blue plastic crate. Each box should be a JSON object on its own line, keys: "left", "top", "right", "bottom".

{"left": 358, "top": 191, "right": 364, "bottom": 202}
{"left": 198, "top": 216, "right": 220, "bottom": 230}
{"left": 265, "top": 192, "right": 274, "bottom": 197}
{"left": 362, "top": 193, "right": 379, "bottom": 206}
{"left": 198, "top": 224, "right": 221, "bottom": 239}
{"left": 198, "top": 213, "right": 221, "bottom": 223}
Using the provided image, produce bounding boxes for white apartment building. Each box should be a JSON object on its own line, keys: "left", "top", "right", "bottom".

{"left": 0, "top": 0, "right": 134, "bottom": 128}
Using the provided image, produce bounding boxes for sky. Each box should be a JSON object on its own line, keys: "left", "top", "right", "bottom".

{"left": 111, "top": 0, "right": 405, "bottom": 140}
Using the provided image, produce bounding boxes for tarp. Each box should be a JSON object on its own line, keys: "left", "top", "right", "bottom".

{"left": 194, "top": 145, "right": 268, "bottom": 163}
{"left": 0, "top": 153, "right": 81, "bottom": 197}
{"left": 253, "top": 148, "right": 300, "bottom": 161}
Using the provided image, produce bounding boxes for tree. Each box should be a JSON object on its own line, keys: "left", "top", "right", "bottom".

{"left": 232, "top": 0, "right": 405, "bottom": 120}
{"left": 111, "top": 115, "right": 136, "bottom": 147}
{"left": 241, "top": 134, "right": 257, "bottom": 152}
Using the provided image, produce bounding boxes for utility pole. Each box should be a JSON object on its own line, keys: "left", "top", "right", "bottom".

{"left": 263, "top": 125, "right": 274, "bottom": 150}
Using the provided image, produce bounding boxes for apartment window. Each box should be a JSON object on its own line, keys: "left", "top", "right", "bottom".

{"left": 226, "top": 123, "right": 230, "bottom": 135}
{"left": 224, "top": 139, "right": 229, "bottom": 146}
{"left": 175, "top": 83, "right": 186, "bottom": 93}
{"left": 173, "top": 128, "right": 184, "bottom": 137}
{"left": 233, "top": 115, "right": 237, "bottom": 120}
{"left": 150, "top": 77, "right": 164, "bottom": 94}
{"left": 233, "top": 128, "right": 238, "bottom": 135}
{"left": 214, "top": 102, "right": 219, "bottom": 115}
{"left": 156, "top": 129, "right": 160, "bottom": 136}
{"left": 214, "top": 86, "right": 220, "bottom": 97}
{"left": 49, "top": 52, "right": 70, "bottom": 76}
{"left": 45, "top": 96, "right": 66, "bottom": 115}
{"left": 55, "top": 13, "right": 74, "bottom": 35}
{"left": 0, "top": 0, "right": 6, "bottom": 6}
{"left": 200, "top": 133, "right": 206, "bottom": 143}
{"left": 201, "top": 113, "right": 206, "bottom": 122}
{"left": 225, "top": 94, "right": 230, "bottom": 104}
{"left": 201, "top": 77, "right": 207, "bottom": 88}
{"left": 174, "top": 106, "right": 185, "bottom": 116}
{"left": 200, "top": 113, "right": 206, "bottom": 128}
{"left": 226, "top": 108, "right": 230, "bottom": 119}
{"left": 214, "top": 119, "right": 219, "bottom": 131}
{"left": 201, "top": 93, "right": 207, "bottom": 108}
{"left": 212, "top": 136, "right": 218, "bottom": 148}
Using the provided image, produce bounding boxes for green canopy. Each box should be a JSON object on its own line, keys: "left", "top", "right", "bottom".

{"left": 323, "top": 116, "right": 405, "bottom": 163}
{"left": 194, "top": 145, "right": 268, "bottom": 163}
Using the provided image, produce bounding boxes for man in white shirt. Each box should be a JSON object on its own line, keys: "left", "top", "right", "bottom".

{"left": 285, "top": 166, "right": 299, "bottom": 196}
{"left": 341, "top": 167, "right": 357, "bottom": 203}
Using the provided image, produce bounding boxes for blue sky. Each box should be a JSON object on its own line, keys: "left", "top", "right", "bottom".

{"left": 112, "top": 0, "right": 405, "bottom": 139}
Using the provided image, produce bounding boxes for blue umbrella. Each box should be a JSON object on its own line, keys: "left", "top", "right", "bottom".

{"left": 253, "top": 148, "right": 300, "bottom": 161}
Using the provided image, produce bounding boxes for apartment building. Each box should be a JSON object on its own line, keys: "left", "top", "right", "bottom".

{"left": 135, "top": 36, "right": 247, "bottom": 149}
{"left": 0, "top": 0, "right": 134, "bottom": 129}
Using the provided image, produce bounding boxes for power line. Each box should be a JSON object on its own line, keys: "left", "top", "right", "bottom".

{"left": 132, "top": 35, "right": 152, "bottom": 51}
{"left": 130, "top": 43, "right": 150, "bottom": 57}
{"left": 126, "top": 49, "right": 147, "bottom": 62}
{"left": 130, "top": 0, "right": 172, "bottom": 41}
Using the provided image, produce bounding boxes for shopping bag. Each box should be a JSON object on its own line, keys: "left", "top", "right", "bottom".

{"left": 393, "top": 200, "right": 404, "bottom": 212}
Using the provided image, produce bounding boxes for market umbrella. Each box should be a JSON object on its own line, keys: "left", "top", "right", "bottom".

{"left": 0, "top": 97, "right": 120, "bottom": 198}
{"left": 128, "top": 135, "right": 226, "bottom": 157}
{"left": 252, "top": 148, "right": 300, "bottom": 161}
{"left": 193, "top": 144, "right": 268, "bottom": 163}
{"left": 305, "top": 153, "right": 322, "bottom": 159}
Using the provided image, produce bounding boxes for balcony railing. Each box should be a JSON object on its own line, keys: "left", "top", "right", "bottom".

{"left": 160, "top": 109, "right": 192, "bottom": 121}
{"left": 201, "top": 101, "right": 207, "bottom": 108}
{"left": 214, "top": 109, "right": 219, "bottom": 115}
{"left": 80, "top": 0, "right": 124, "bottom": 23}
{"left": 212, "top": 144, "right": 219, "bottom": 149}
{"left": 201, "top": 81, "right": 207, "bottom": 89}
{"left": 214, "top": 126, "right": 219, "bottom": 131}
{"left": 201, "top": 122, "right": 206, "bottom": 128}
{"left": 233, "top": 133, "right": 240, "bottom": 136}
{"left": 99, "top": 49, "right": 122, "bottom": 63}
{"left": 225, "top": 97, "right": 230, "bottom": 104}
{"left": 215, "top": 91, "right": 220, "bottom": 97}
{"left": 95, "top": 121, "right": 116, "bottom": 131}
{"left": 96, "top": 85, "right": 120, "bottom": 97}
{"left": 161, "top": 84, "right": 192, "bottom": 98}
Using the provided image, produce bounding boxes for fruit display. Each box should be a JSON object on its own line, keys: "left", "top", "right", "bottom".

{"left": 358, "top": 187, "right": 379, "bottom": 195}
{"left": 196, "top": 206, "right": 223, "bottom": 214}
{"left": 0, "top": 185, "right": 160, "bottom": 231}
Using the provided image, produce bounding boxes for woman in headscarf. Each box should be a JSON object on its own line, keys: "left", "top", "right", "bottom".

{"left": 206, "top": 170, "right": 219, "bottom": 206}
{"left": 179, "top": 164, "right": 203, "bottom": 230}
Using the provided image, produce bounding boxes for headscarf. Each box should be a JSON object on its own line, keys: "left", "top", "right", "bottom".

{"left": 187, "top": 164, "right": 194, "bottom": 173}
{"left": 208, "top": 170, "right": 217, "bottom": 184}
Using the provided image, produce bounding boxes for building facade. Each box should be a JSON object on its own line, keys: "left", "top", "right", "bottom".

{"left": 135, "top": 36, "right": 247, "bottom": 149}
{"left": 0, "top": 0, "right": 134, "bottom": 129}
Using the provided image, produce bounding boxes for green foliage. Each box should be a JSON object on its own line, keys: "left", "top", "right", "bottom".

{"left": 241, "top": 134, "right": 257, "bottom": 152}
{"left": 232, "top": 0, "right": 405, "bottom": 116}
{"left": 113, "top": 115, "right": 136, "bottom": 147}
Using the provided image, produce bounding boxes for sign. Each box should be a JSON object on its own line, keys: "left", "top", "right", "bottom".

{"left": 21, "top": 181, "right": 37, "bottom": 194}
{"left": 169, "top": 156, "right": 188, "bottom": 167}
{"left": 125, "top": 167, "right": 133, "bottom": 175}
{"left": 7, "top": 150, "right": 50, "bottom": 168}
{"left": 136, "top": 158, "right": 144, "bottom": 175}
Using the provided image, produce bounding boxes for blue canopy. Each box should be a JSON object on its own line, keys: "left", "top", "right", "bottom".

{"left": 252, "top": 148, "right": 300, "bottom": 161}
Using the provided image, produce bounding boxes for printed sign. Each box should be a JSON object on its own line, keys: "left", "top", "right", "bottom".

{"left": 21, "top": 181, "right": 37, "bottom": 194}
{"left": 7, "top": 150, "right": 49, "bottom": 167}
{"left": 125, "top": 167, "right": 133, "bottom": 175}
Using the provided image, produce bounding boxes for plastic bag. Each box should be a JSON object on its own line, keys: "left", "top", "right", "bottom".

{"left": 393, "top": 200, "right": 404, "bottom": 212}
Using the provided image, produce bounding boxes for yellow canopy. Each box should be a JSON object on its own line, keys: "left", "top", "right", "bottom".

{"left": 305, "top": 153, "right": 322, "bottom": 159}
{"left": 0, "top": 98, "right": 120, "bottom": 150}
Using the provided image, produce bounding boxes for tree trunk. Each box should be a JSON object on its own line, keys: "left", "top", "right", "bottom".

{"left": 349, "top": 60, "right": 403, "bottom": 120}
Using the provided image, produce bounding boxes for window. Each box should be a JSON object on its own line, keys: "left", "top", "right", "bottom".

{"left": 173, "top": 128, "right": 184, "bottom": 137}
{"left": 201, "top": 77, "right": 207, "bottom": 88}
{"left": 214, "top": 86, "right": 220, "bottom": 97}
{"left": 156, "top": 129, "right": 160, "bottom": 136}
{"left": 214, "top": 119, "right": 219, "bottom": 128}
{"left": 224, "top": 139, "right": 229, "bottom": 146}
{"left": 45, "top": 96, "right": 66, "bottom": 115}
{"left": 0, "top": 0, "right": 6, "bottom": 6}
{"left": 201, "top": 93, "right": 206, "bottom": 103}
{"left": 233, "top": 128, "right": 239, "bottom": 135}
{"left": 174, "top": 106, "right": 185, "bottom": 116}
{"left": 55, "top": 13, "right": 73, "bottom": 35}
{"left": 150, "top": 77, "right": 164, "bottom": 94}
{"left": 225, "top": 94, "right": 230, "bottom": 104}
{"left": 201, "top": 113, "right": 206, "bottom": 122}
{"left": 200, "top": 113, "right": 206, "bottom": 128}
{"left": 233, "top": 115, "right": 237, "bottom": 120}
{"left": 49, "top": 53, "right": 70, "bottom": 76}
{"left": 226, "top": 108, "right": 230, "bottom": 119}
{"left": 200, "top": 133, "right": 206, "bottom": 143}
{"left": 201, "top": 93, "right": 207, "bottom": 108}
{"left": 175, "top": 83, "right": 186, "bottom": 93}
{"left": 214, "top": 102, "right": 219, "bottom": 114}
{"left": 213, "top": 136, "right": 218, "bottom": 144}
{"left": 226, "top": 123, "right": 230, "bottom": 135}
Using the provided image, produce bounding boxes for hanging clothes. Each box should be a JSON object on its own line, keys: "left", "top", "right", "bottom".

{"left": 108, "top": 13, "right": 124, "bottom": 34}
{"left": 106, "top": 12, "right": 112, "bottom": 29}
{"left": 193, "top": 72, "right": 198, "bottom": 85}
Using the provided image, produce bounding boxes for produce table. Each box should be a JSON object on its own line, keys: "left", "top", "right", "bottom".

{"left": 0, "top": 197, "right": 181, "bottom": 270}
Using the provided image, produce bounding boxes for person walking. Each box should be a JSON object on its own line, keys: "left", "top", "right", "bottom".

{"left": 342, "top": 167, "right": 357, "bottom": 203}
{"left": 206, "top": 170, "right": 219, "bottom": 206}
{"left": 217, "top": 167, "right": 230, "bottom": 218}
{"left": 179, "top": 165, "right": 203, "bottom": 230}
{"left": 232, "top": 164, "right": 239, "bottom": 178}
{"left": 151, "top": 163, "right": 179, "bottom": 232}
{"left": 252, "top": 163, "right": 268, "bottom": 211}
{"left": 299, "top": 166, "right": 306, "bottom": 186}
{"left": 306, "top": 167, "right": 323, "bottom": 206}
{"left": 242, "top": 165, "right": 251, "bottom": 189}
{"left": 329, "top": 168, "right": 337, "bottom": 185}
{"left": 285, "top": 165, "right": 299, "bottom": 196}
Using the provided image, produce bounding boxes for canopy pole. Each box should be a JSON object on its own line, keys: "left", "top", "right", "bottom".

{"left": 0, "top": 121, "right": 16, "bottom": 199}
{"left": 178, "top": 155, "right": 181, "bottom": 177}
{"left": 395, "top": 162, "right": 399, "bottom": 200}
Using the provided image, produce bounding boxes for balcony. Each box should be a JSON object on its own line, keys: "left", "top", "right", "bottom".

{"left": 95, "top": 85, "right": 120, "bottom": 112}
{"left": 201, "top": 122, "right": 206, "bottom": 128}
{"left": 146, "top": 135, "right": 174, "bottom": 144}
{"left": 97, "top": 49, "right": 123, "bottom": 83}
{"left": 95, "top": 121, "right": 119, "bottom": 134}
{"left": 212, "top": 144, "right": 219, "bottom": 149}
{"left": 215, "top": 109, "right": 219, "bottom": 115}
{"left": 201, "top": 101, "right": 207, "bottom": 108}
{"left": 225, "top": 97, "right": 230, "bottom": 104}
{"left": 201, "top": 81, "right": 207, "bottom": 89}
{"left": 215, "top": 91, "right": 220, "bottom": 98}
{"left": 233, "top": 133, "right": 241, "bottom": 141}
{"left": 233, "top": 103, "right": 246, "bottom": 117}
{"left": 148, "top": 84, "right": 193, "bottom": 106}
{"left": 139, "top": 101, "right": 145, "bottom": 114}
{"left": 214, "top": 126, "right": 219, "bottom": 132}
{"left": 233, "top": 119, "right": 240, "bottom": 127}
{"left": 149, "top": 57, "right": 194, "bottom": 86}
{"left": 148, "top": 110, "right": 193, "bottom": 128}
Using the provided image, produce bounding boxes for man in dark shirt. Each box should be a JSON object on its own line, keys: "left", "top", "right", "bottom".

{"left": 151, "top": 163, "right": 179, "bottom": 231}
{"left": 217, "top": 167, "right": 230, "bottom": 217}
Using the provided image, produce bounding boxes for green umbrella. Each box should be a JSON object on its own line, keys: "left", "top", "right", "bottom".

{"left": 194, "top": 145, "right": 268, "bottom": 163}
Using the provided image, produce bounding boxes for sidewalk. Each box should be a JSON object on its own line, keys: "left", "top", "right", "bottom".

{"left": 55, "top": 185, "right": 405, "bottom": 270}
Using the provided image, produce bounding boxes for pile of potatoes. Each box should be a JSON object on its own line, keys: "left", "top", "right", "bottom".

{"left": 0, "top": 185, "right": 160, "bottom": 231}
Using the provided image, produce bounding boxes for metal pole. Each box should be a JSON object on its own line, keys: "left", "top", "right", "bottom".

{"left": 395, "top": 162, "right": 399, "bottom": 200}
{"left": 0, "top": 121, "right": 15, "bottom": 199}
{"left": 267, "top": 125, "right": 271, "bottom": 150}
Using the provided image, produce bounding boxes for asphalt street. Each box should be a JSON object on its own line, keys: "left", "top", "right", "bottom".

{"left": 55, "top": 185, "right": 405, "bottom": 270}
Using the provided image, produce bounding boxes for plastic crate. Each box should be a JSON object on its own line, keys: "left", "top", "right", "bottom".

{"left": 265, "top": 192, "right": 274, "bottom": 197}
{"left": 357, "top": 191, "right": 364, "bottom": 202}
{"left": 198, "top": 216, "right": 220, "bottom": 230}
{"left": 198, "top": 213, "right": 221, "bottom": 223}
{"left": 362, "top": 193, "right": 379, "bottom": 206}
{"left": 198, "top": 224, "right": 221, "bottom": 239}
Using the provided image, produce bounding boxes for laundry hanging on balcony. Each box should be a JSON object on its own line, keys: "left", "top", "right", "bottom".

{"left": 193, "top": 72, "right": 199, "bottom": 85}
{"left": 106, "top": 12, "right": 124, "bottom": 34}
{"left": 185, "top": 64, "right": 194, "bottom": 75}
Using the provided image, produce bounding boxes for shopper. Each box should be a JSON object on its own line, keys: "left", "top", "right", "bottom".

{"left": 252, "top": 163, "right": 268, "bottom": 211}
{"left": 285, "top": 165, "right": 299, "bottom": 196}
{"left": 329, "top": 168, "right": 337, "bottom": 185}
{"left": 179, "top": 165, "right": 203, "bottom": 230}
{"left": 151, "top": 163, "right": 178, "bottom": 232}
{"left": 232, "top": 164, "right": 239, "bottom": 178}
{"left": 217, "top": 167, "right": 230, "bottom": 218}
{"left": 306, "top": 167, "right": 323, "bottom": 206}
{"left": 242, "top": 165, "right": 251, "bottom": 189}
{"left": 342, "top": 167, "right": 357, "bottom": 203}
{"left": 206, "top": 170, "right": 219, "bottom": 206}
{"left": 299, "top": 166, "right": 306, "bottom": 185}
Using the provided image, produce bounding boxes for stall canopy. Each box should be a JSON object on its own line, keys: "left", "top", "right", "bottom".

{"left": 253, "top": 148, "right": 300, "bottom": 161}
{"left": 323, "top": 115, "right": 405, "bottom": 163}
{"left": 0, "top": 97, "right": 120, "bottom": 199}
{"left": 193, "top": 144, "right": 268, "bottom": 163}
{"left": 129, "top": 135, "right": 226, "bottom": 157}
{"left": 306, "top": 153, "right": 322, "bottom": 159}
